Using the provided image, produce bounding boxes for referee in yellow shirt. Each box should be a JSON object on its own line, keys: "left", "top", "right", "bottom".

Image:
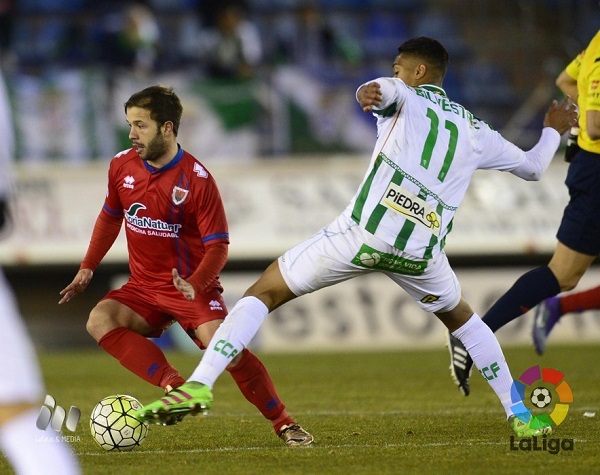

{"left": 448, "top": 30, "right": 600, "bottom": 393}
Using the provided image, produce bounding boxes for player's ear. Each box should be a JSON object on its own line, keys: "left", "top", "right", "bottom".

{"left": 415, "top": 63, "right": 427, "bottom": 81}
{"left": 162, "top": 121, "right": 174, "bottom": 136}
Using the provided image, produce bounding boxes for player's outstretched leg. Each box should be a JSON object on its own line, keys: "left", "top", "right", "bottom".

{"left": 447, "top": 333, "right": 473, "bottom": 396}
{"left": 136, "top": 382, "right": 213, "bottom": 425}
{"left": 532, "top": 296, "right": 561, "bottom": 355}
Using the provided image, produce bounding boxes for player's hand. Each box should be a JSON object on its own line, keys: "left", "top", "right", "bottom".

{"left": 172, "top": 268, "right": 195, "bottom": 301}
{"left": 357, "top": 82, "right": 382, "bottom": 112}
{"left": 543, "top": 96, "right": 578, "bottom": 135}
{"left": 59, "top": 269, "right": 93, "bottom": 304}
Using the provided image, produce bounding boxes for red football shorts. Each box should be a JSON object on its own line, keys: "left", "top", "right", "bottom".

{"left": 102, "top": 279, "right": 228, "bottom": 345}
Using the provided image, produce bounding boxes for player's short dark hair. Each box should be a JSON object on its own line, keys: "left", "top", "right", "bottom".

{"left": 124, "top": 85, "right": 183, "bottom": 136}
{"left": 398, "top": 37, "right": 449, "bottom": 82}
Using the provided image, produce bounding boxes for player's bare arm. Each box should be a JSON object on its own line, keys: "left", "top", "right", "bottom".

{"left": 58, "top": 268, "right": 93, "bottom": 304}
{"left": 555, "top": 69, "right": 578, "bottom": 103}
{"left": 543, "top": 96, "right": 578, "bottom": 135}
{"left": 587, "top": 109, "right": 600, "bottom": 140}
{"left": 172, "top": 268, "right": 195, "bottom": 301}
{"left": 357, "top": 82, "right": 382, "bottom": 112}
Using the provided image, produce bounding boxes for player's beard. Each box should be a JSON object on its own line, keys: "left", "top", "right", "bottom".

{"left": 141, "top": 129, "right": 169, "bottom": 163}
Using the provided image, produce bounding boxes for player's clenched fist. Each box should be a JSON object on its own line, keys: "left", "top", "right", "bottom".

{"left": 357, "top": 82, "right": 383, "bottom": 112}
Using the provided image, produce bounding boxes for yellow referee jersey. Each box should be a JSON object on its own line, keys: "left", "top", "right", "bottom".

{"left": 565, "top": 30, "right": 600, "bottom": 154}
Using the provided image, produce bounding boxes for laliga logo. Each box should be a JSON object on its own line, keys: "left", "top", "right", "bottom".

{"left": 510, "top": 365, "right": 573, "bottom": 427}
{"left": 36, "top": 394, "right": 81, "bottom": 432}
{"left": 509, "top": 365, "right": 575, "bottom": 454}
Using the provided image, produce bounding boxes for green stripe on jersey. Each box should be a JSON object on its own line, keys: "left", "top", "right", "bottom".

{"left": 393, "top": 187, "right": 427, "bottom": 250}
{"left": 393, "top": 220, "right": 416, "bottom": 250}
{"left": 423, "top": 202, "right": 444, "bottom": 259}
{"left": 365, "top": 169, "right": 404, "bottom": 234}
{"left": 352, "top": 154, "right": 384, "bottom": 224}
{"left": 372, "top": 102, "right": 398, "bottom": 118}
{"left": 439, "top": 218, "right": 453, "bottom": 250}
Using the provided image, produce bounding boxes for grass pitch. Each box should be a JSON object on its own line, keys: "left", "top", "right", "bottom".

{"left": 4, "top": 345, "right": 599, "bottom": 475}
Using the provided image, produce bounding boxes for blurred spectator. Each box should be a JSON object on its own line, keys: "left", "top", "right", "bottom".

{"left": 273, "top": 1, "right": 362, "bottom": 74}
{"left": 196, "top": 0, "right": 263, "bottom": 80}
{"left": 270, "top": 1, "right": 371, "bottom": 153}
{"left": 56, "top": 18, "right": 93, "bottom": 68}
{"left": 165, "top": 0, "right": 265, "bottom": 159}
{"left": 95, "top": 2, "right": 160, "bottom": 76}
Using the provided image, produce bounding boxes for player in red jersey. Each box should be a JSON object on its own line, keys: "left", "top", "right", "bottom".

{"left": 59, "top": 85, "right": 312, "bottom": 446}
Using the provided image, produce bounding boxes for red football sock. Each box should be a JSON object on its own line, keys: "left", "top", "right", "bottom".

{"left": 227, "top": 349, "right": 294, "bottom": 433}
{"left": 98, "top": 327, "right": 185, "bottom": 390}
{"left": 560, "top": 285, "right": 600, "bottom": 315}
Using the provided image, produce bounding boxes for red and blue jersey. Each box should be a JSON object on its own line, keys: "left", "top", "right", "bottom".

{"left": 101, "top": 146, "right": 229, "bottom": 287}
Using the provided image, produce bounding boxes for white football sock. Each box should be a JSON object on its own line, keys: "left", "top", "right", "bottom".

{"left": 0, "top": 408, "right": 80, "bottom": 475}
{"left": 189, "top": 296, "right": 269, "bottom": 388}
{"left": 452, "top": 314, "right": 517, "bottom": 418}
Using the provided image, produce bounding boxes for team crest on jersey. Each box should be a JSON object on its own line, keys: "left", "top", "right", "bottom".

{"left": 380, "top": 183, "right": 441, "bottom": 236}
{"left": 172, "top": 186, "right": 189, "bottom": 205}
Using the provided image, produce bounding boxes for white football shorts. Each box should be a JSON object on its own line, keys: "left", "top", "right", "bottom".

{"left": 278, "top": 211, "right": 462, "bottom": 314}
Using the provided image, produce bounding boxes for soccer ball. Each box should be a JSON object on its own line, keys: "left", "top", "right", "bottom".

{"left": 530, "top": 387, "right": 552, "bottom": 409}
{"left": 90, "top": 394, "right": 149, "bottom": 451}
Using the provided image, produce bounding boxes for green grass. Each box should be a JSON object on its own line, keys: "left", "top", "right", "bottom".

{"left": 3, "top": 346, "right": 599, "bottom": 475}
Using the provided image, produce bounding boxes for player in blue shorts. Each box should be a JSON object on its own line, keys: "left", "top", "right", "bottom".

{"left": 449, "top": 30, "right": 600, "bottom": 395}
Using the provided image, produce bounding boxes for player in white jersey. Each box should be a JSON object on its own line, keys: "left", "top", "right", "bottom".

{"left": 137, "top": 37, "right": 577, "bottom": 438}
{"left": 0, "top": 69, "right": 80, "bottom": 474}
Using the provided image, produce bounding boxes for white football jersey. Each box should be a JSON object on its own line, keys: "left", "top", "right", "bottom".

{"left": 348, "top": 77, "right": 533, "bottom": 260}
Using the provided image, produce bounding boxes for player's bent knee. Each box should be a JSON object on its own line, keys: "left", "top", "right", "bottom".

{"left": 86, "top": 309, "right": 116, "bottom": 341}
{"left": 85, "top": 317, "right": 103, "bottom": 341}
{"left": 435, "top": 298, "right": 474, "bottom": 332}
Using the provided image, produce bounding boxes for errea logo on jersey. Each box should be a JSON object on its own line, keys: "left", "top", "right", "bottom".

{"left": 209, "top": 300, "right": 223, "bottom": 311}
{"left": 123, "top": 175, "right": 135, "bottom": 189}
